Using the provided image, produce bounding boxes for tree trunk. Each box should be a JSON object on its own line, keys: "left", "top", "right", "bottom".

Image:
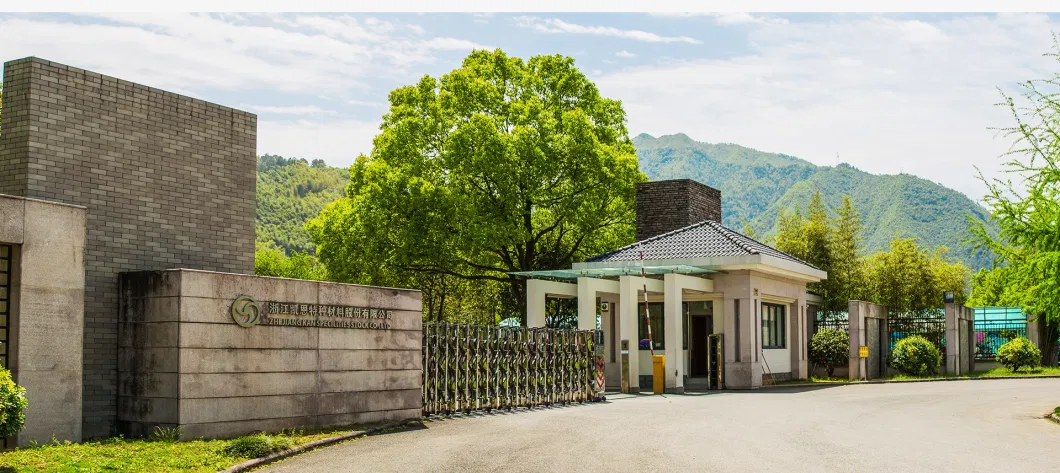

{"left": 1040, "top": 319, "right": 1059, "bottom": 367}
{"left": 511, "top": 277, "right": 527, "bottom": 326}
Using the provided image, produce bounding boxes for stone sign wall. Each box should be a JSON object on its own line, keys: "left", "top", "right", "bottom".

{"left": 118, "top": 269, "right": 422, "bottom": 439}
{"left": 0, "top": 57, "right": 257, "bottom": 438}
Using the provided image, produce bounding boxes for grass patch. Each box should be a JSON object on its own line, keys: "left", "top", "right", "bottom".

{"left": 883, "top": 366, "right": 1060, "bottom": 381}
{"left": 772, "top": 376, "right": 852, "bottom": 385}
{"left": 968, "top": 366, "right": 1060, "bottom": 378}
{"left": 0, "top": 423, "right": 389, "bottom": 473}
{"left": 808, "top": 376, "right": 852, "bottom": 383}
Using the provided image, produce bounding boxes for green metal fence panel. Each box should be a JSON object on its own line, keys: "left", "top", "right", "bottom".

{"left": 422, "top": 322, "right": 603, "bottom": 417}
{"left": 889, "top": 310, "right": 946, "bottom": 356}
{"left": 972, "top": 307, "right": 1027, "bottom": 361}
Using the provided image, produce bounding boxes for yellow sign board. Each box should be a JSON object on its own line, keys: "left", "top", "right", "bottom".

{"left": 859, "top": 346, "right": 869, "bottom": 358}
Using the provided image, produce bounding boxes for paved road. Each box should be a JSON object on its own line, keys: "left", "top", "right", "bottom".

{"left": 263, "top": 379, "right": 1060, "bottom": 472}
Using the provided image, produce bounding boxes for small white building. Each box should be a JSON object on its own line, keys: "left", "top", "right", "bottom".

{"left": 517, "top": 180, "right": 826, "bottom": 391}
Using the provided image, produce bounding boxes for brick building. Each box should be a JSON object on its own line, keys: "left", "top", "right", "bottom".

{"left": 0, "top": 57, "right": 256, "bottom": 438}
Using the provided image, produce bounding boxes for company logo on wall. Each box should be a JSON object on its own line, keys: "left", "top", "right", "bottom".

{"left": 230, "top": 295, "right": 262, "bottom": 327}
{"left": 229, "top": 295, "right": 394, "bottom": 330}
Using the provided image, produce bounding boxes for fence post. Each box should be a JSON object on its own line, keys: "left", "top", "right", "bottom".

{"left": 848, "top": 301, "right": 866, "bottom": 381}
{"left": 944, "top": 303, "right": 974, "bottom": 375}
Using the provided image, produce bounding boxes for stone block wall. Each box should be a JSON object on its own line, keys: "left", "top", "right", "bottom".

{"left": 635, "top": 179, "right": 722, "bottom": 241}
{"left": 0, "top": 57, "right": 257, "bottom": 438}
{"left": 0, "top": 194, "right": 86, "bottom": 445}
{"left": 118, "top": 270, "right": 423, "bottom": 439}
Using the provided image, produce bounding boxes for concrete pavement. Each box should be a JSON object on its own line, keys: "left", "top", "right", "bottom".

{"left": 262, "top": 379, "right": 1060, "bottom": 472}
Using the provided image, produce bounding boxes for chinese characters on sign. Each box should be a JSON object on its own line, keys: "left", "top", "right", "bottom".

{"left": 265, "top": 301, "right": 394, "bottom": 329}
{"left": 229, "top": 295, "right": 394, "bottom": 329}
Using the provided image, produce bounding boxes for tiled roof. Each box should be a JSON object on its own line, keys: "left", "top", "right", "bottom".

{"left": 585, "top": 219, "right": 818, "bottom": 269}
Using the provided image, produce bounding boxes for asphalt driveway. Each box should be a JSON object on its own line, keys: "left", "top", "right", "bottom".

{"left": 262, "top": 378, "right": 1060, "bottom": 473}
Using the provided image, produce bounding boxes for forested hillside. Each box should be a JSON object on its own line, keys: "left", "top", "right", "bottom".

{"left": 634, "top": 134, "right": 993, "bottom": 269}
{"left": 256, "top": 136, "right": 993, "bottom": 268}
{"left": 256, "top": 155, "right": 348, "bottom": 254}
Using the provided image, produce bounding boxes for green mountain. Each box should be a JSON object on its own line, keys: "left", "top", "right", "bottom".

{"left": 255, "top": 135, "right": 993, "bottom": 269}
{"left": 256, "top": 154, "right": 349, "bottom": 255}
{"left": 634, "top": 133, "right": 993, "bottom": 269}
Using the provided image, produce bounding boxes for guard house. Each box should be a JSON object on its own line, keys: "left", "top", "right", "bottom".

{"left": 518, "top": 179, "right": 826, "bottom": 391}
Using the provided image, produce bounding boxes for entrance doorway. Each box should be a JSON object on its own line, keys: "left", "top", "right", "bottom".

{"left": 690, "top": 315, "right": 713, "bottom": 376}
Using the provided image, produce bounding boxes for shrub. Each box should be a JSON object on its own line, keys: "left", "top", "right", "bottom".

{"left": 996, "top": 337, "right": 1041, "bottom": 372}
{"left": 0, "top": 368, "right": 28, "bottom": 437}
{"left": 889, "top": 335, "right": 942, "bottom": 377}
{"left": 222, "top": 434, "right": 294, "bottom": 458}
{"left": 809, "top": 328, "right": 848, "bottom": 377}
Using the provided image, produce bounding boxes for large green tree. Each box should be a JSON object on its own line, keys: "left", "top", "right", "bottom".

{"left": 861, "top": 238, "right": 970, "bottom": 315}
{"left": 308, "top": 49, "right": 645, "bottom": 323}
{"left": 967, "top": 38, "right": 1060, "bottom": 365}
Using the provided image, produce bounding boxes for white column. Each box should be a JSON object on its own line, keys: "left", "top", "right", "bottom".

{"left": 527, "top": 279, "right": 547, "bottom": 328}
{"left": 525, "top": 279, "right": 577, "bottom": 328}
{"left": 663, "top": 274, "right": 684, "bottom": 392}
{"left": 577, "top": 277, "right": 598, "bottom": 331}
{"left": 619, "top": 276, "right": 641, "bottom": 392}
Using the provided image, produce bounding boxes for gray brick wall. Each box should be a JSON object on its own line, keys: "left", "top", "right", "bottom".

{"left": 0, "top": 57, "right": 257, "bottom": 438}
{"left": 635, "top": 179, "right": 722, "bottom": 241}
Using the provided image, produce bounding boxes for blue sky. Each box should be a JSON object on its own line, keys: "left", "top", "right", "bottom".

{"left": 2, "top": 12, "right": 1059, "bottom": 200}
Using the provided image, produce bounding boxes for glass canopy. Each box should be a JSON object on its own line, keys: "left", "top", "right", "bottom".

{"left": 509, "top": 264, "right": 714, "bottom": 280}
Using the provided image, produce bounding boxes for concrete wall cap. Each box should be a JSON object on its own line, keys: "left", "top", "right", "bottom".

{"left": 0, "top": 192, "right": 87, "bottom": 210}
{"left": 125, "top": 268, "right": 422, "bottom": 294}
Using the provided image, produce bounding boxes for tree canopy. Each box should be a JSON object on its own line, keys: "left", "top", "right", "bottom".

{"left": 861, "top": 237, "right": 969, "bottom": 315}
{"left": 774, "top": 192, "right": 861, "bottom": 315}
{"left": 774, "top": 192, "right": 969, "bottom": 317}
{"left": 308, "top": 49, "right": 645, "bottom": 323}
{"left": 966, "top": 37, "right": 1060, "bottom": 365}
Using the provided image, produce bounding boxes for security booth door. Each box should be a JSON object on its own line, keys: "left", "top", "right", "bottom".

{"left": 686, "top": 301, "right": 714, "bottom": 377}
{"left": 690, "top": 316, "right": 712, "bottom": 376}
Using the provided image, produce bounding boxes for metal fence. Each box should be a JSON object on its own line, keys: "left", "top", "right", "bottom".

{"left": 813, "top": 314, "right": 849, "bottom": 334}
{"left": 422, "top": 322, "right": 602, "bottom": 417}
{"left": 972, "top": 307, "right": 1027, "bottom": 361}
{"left": 888, "top": 311, "right": 946, "bottom": 356}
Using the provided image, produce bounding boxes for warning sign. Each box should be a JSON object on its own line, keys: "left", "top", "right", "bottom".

{"left": 859, "top": 346, "right": 869, "bottom": 358}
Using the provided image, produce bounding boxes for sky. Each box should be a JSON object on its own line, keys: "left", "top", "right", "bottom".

{"left": 1, "top": 12, "right": 1058, "bottom": 201}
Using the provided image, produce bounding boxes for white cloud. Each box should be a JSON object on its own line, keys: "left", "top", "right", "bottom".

{"left": 422, "top": 37, "right": 491, "bottom": 51}
{"left": 652, "top": 12, "right": 789, "bottom": 25}
{"left": 595, "top": 13, "right": 1058, "bottom": 201}
{"left": 516, "top": 17, "right": 702, "bottom": 44}
{"left": 258, "top": 119, "right": 380, "bottom": 167}
{"left": 616, "top": 50, "right": 636, "bottom": 58}
{"left": 239, "top": 105, "right": 336, "bottom": 116}
{"left": 707, "top": 13, "right": 790, "bottom": 25}
{"left": 347, "top": 99, "right": 388, "bottom": 108}
{"left": 0, "top": 13, "right": 484, "bottom": 96}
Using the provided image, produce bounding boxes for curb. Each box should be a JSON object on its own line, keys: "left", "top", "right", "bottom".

{"left": 760, "top": 374, "right": 1060, "bottom": 389}
{"left": 218, "top": 418, "right": 423, "bottom": 473}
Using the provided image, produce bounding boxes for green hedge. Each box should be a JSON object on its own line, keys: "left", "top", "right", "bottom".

{"left": 996, "top": 337, "right": 1041, "bottom": 372}
{"left": 889, "top": 335, "right": 942, "bottom": 376}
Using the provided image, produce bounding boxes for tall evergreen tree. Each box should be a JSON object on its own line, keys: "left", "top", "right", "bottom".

{"left": 830, "top": 196, "right": 865, "bottom": 310}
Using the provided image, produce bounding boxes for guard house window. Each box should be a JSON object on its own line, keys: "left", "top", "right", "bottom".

{"left": 762, "top": 302, "right": 786, "bottom": 349}
{"left": 637, "top": 302, "right": 664, "bottom": 350}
